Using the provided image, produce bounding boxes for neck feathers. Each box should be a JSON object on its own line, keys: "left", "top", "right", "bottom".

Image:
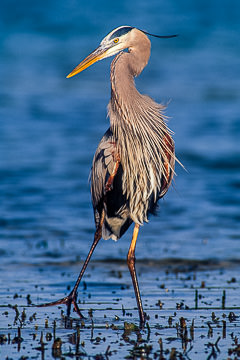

{"left": 109, "top": 29, "right": 151, "bottom": 112}
{"left": 108, "top": 46, "right": 175, "bottom": 224}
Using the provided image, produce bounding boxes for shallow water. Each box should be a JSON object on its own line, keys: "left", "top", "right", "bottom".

{"left": 0, "top": 0, "right": 240, "bottom": 358}
{"left": 1, "top": 260, "right": 240, "bottom": 359}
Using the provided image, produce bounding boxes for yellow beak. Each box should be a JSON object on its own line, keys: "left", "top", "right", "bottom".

{"left": 66, "top": 45, "right": 110, "bottom": 78}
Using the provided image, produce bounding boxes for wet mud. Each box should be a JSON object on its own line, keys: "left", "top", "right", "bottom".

{"left": 1, "top": 259, "right": 240, "bottom": 359}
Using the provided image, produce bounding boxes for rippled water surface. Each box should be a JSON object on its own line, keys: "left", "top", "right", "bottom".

{"left": 0, "top": 0, "right": 240, "bottom": 358}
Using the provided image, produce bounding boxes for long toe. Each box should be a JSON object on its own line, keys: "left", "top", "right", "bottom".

{"left": 72, "top": 299, "right": 84, "bottom": 318}
{"left": 37, "top": 292, "right": 84, "bottom": 318}
{"left": 68, "top": 290, "right": 84, "bottom": 318}
{"left": 37, "top": 296, "right": 69, "bottom": 308}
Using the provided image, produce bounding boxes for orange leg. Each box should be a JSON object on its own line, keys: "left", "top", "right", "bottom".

{"left": 127, "top": 224, "right": 145, "bottom": 325}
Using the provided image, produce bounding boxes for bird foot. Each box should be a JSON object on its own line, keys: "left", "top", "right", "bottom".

{"left": 37, "top": 290, "right": 84, "bottom": 318}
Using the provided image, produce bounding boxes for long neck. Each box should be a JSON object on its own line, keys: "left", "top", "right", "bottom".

{"left": 109, "top": 52, "right": 136, "bottom": 120}
{"left": 107, "top": 38, "right": 175, "bottom": 223}
{"left": 109, "top": 35, "right": 151, "bottom": 122}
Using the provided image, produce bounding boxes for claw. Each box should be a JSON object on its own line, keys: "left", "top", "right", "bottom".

{"left": 37, "top": 291, "right": 84, "bottom": 318}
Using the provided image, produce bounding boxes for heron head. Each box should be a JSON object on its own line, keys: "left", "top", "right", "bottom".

{"left": 66, "top": 26, "right": 136, "bottom": 78}
{"left": 66, "top": 26, "right": 177, "bottom": 78}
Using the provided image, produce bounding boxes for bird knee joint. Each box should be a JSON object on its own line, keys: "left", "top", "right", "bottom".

{"left": 127, "top": 252, "right": 135, "bottom": 265}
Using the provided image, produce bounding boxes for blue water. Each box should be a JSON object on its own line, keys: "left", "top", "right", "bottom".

{"left": 0, "top": 0, "right": 240, "bottom": 266}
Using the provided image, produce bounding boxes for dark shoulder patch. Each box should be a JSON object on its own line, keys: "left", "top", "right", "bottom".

{"left": 109, "top": 26, "right": 134, "bottom": 40}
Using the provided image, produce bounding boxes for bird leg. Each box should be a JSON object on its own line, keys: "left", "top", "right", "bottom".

{"left": 37, "top": 211, "right": 105, "bottom": 317}
{"left": 127, "top": 224, "right": 145, "bottom": 326}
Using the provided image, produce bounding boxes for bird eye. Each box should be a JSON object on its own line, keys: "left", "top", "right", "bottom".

{"left": 114, "top": 38, "right": 119, "bottom": 43}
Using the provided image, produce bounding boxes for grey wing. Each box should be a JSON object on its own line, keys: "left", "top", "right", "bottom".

{"left": 90, "top": 128, "right": 132, "bottom": 240}
{"left": 90, "top": 128, "right": 115, "bottom": 213}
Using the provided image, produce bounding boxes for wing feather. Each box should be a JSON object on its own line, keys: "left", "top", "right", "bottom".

{"left": 90, "top": 128, "right": 114, "bottom": 211}
{"left": 90, "top": 128, "right": 132, "bottom": 240}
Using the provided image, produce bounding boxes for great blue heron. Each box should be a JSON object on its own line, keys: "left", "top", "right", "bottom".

{"left": 39, "top": 26, "right": 178, "bottom": 325}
